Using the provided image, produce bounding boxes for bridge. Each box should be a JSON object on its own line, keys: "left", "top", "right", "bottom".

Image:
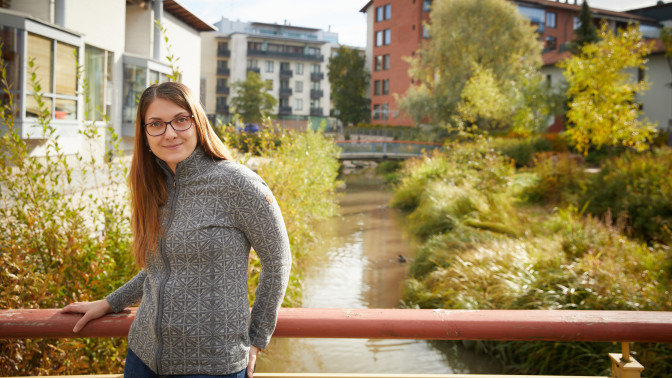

{"left": 2, "top": 308, "right": 671, "bottom": 378}
{"left": 334, "top": 140, "right": 442, "bottom": 160}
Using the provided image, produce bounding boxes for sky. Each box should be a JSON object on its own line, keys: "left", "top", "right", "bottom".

{"left": 178, "top": 0, "right": 663, "bottom": 48}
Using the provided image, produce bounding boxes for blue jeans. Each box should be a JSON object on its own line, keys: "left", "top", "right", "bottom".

{"left": 124, "top": 348, "right": 248, "bottom": 378}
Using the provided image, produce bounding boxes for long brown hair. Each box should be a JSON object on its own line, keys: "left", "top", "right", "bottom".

{"left": 129, "top": 82, "right": 233, "bottom": 267}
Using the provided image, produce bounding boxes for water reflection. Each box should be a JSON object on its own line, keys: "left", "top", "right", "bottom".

{"left": 256, "top": 170, "right": 502, "bottom": 374}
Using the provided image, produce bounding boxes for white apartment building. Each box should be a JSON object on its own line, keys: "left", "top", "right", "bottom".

{"left": 0, "top": 0, "right": 213, "bottom": 156}
{"left": 201, "top": 17, "right": 338, "bottom": 130}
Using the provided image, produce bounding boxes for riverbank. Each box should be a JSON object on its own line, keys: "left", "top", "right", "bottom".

{"left": 256, "top": 169, "right": 503, "bottom": 374}
{"left": 389, "top": 141, "right": 672, "bottom": 376}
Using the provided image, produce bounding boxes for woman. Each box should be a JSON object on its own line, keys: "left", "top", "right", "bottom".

{"left": 62, "top": 82, "right": 291, "bottom": 378}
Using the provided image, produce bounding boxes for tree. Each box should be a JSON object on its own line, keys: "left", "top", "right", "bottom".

{"left": 327, "top": 46, "right": 370, "bottom": 126}
{"left": 230, "top": 71, "right": 277, "bottom": 123}
{"left": 568, "top": 0, "right": 599, "bottom": 54}
{"left": 399, "top": 0, "right": 543, "bottom": 130}
{"left": 660, "top": 27, "right": 672, "bottom": 83}
{"left": 559, "top": 23, "right": 657, "bottom": 154}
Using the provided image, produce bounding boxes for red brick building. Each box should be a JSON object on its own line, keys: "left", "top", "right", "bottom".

{"left": 360, "top": 0, "right": 663, "bottom": 129}
{"left": 360, "top": 0, "right": 431, "bottom": 126}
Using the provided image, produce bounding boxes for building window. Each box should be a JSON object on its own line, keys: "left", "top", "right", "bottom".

{"left": 423, "top": 24, "right": 430, "bottom": 39}
{"left": 217, "top": 78, "right": 227, "bottom": 89}
{"left": 383, "top": 55, "right": 390, "bottom": 70}
{"left": 279, "top": 97, "right": 289, "bottom": 108}
{"left": 376, "top": 6, "right": 384, "bottom": 22}
{"left": 573, "top": 17, "right": 581, "bottom": 30}
{"left": 26, "top": 33, "right": 78, "bottom": 120}
{"left": 247, "top": 59, "right": 258, "bottom": 68}
{"left": 382, "top": 103, "right": 389, "bottom": 120}
{"left": 123, "top": 63, "right": 168, "bottom": 124}
{"left": 296, "top": 63, "right": 304, "bottom": 74}
{"left": 266, "top": 79, "right": 273, "bottom": 90}
{"left": 216, "top": 96, "right": 228, "bottom": 113}
{"left": 295, "top": 80, "right": 303, "bottom": 93}
{"left": 266, "top": 60, "right": 274, "bottom": 72}
{"left": 310, "top": 99, "right": 320, "bottom": 109}
{"left": 311, "top": 64, "right": 321, "bottom": 73}
{"left": 545, "top": 36, "right": 557, "bottom": 51}
{"left": 280, "top": 79, "right": 290, "bottom": 89}
{"left": 384, "top": 29, "right": 391, "bottom": 45}
{"left": 84, "top": 45, "right": 113, "bottom": 121}
{"left": 311, "top": 80, "right": 321, "bottom": 90}
{"left": 546, "top": 12, "right": 556, "bottom": 28}
{"left": 424, "top": 0, "right": 432, "bottom": 12}
{"left": 374, "top": 80, "right": 381, "bottom": 95}
{"left": 373, "top": 104, "right": 381, "bottom": 120}
{"left": 295, "top": 98, "right": 303, "bottom": 111}
{"left": 376, "top": 30, "right": 383, "bottom": 47}
{"left": 375, "top": 55, "right": 382, "bottom": 71}
{"left": 385, "top": 4, "right": 391, "bottom": 20}
{"left": 382, "top": 79, "right": 389, "bottom": 95}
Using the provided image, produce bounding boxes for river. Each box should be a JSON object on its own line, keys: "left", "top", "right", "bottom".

{"left": 256, "top": 170, "right": 502, "bottom": 374}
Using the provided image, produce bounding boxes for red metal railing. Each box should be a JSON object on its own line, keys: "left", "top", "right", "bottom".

{"left": 2, "top": 308, "right": 671, "bottom": 377}
{"left": 1, "top": 308, "right": 671, "bottom": 342}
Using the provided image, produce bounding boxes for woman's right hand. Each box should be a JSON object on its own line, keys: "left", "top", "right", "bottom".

{"left": 61, "top": 299, "right": 113, "bottom": 333}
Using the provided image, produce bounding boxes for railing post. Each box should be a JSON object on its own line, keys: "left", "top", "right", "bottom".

{"left": 609, "top": 342, "right": 644, "bottom": 378}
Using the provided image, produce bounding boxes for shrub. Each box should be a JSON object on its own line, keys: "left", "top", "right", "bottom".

{"left": 521, "top": 152, "right": 588, "bottom": 205}
{"left": 249, "top": 125, "right": 342, "bottom": 307}
{"left": 391, "top": 142, "right": 514, "bottom": 212}
{"left": 1, "top": 58, "right": 134, "bottom": 375}
{"left": 580, "top": 147, "right": 672, "bottom": 245}
{"left": 491, "top": 136, "right": 554, "bottom": 167}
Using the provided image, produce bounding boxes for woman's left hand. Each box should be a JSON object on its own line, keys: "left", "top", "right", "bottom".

{"left": 247, "top": 345, "right": 261, "bottom": 378}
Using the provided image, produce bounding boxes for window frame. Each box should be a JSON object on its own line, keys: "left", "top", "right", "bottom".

{"left": 546, "top": 12, "right": 557, "bottom": 28}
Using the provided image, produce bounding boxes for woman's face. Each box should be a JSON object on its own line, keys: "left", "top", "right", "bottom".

{"left": 144, "top": 97, "right": 198, "bottom": 173}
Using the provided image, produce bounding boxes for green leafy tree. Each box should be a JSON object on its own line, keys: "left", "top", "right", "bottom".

{"left": 400, "top": 0, "right": 543, "bottom": 129}
{"left": 568, "top": 0, "right": 599, "bottom": 54}
{"left": 327, "top": 46, "right": 370, "bottom": 126}
{"left": 560, "top": 23, "right": 657, "bottom": 154}
{"left": 230, "top": 71, "right": 277, "bottom": 123}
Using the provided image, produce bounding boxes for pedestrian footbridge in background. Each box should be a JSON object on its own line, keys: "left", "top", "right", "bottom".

{"left": 334, "top": 140, "right": 442, "bottom": 160}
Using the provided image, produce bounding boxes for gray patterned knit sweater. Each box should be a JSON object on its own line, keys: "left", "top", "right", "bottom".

{"left": 106, "top": 146, "right": 291, "bottom": 375}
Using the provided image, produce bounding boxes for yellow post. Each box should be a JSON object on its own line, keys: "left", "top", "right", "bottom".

{"left": 610, "top": 342, "right": 644, "bottom": 378}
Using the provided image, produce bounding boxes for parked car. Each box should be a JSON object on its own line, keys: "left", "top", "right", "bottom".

{"left": 244, "top": 123, "right": 259, "bottom": 133}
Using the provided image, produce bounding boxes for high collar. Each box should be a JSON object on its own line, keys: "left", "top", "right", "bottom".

{"left": 156, "top": 145, "right": 217, "bottom": 182}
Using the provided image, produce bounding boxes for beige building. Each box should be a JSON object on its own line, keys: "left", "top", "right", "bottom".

{"left": 201, "top": 17, "right": 338, "bottom": 130}
{"left": 0, "top": 0, "right": 214, "bottom": 156}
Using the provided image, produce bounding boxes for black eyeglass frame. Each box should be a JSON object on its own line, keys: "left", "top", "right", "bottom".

{"left": 143, "top": 115, "right": 194, "bottom": 136}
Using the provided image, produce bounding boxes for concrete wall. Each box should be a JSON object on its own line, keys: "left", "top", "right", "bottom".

{"left": 162, "top": 12, "right": 202, "bottom": 96}
{"left": 10, "top": 0, "right": 50, "bottom": 23}
{"left": 125, "top": 5, "right": 152, "bottom": 57}
{"left": 200, "top": 32, "right": 218, "bottom": 114}
{"left": 639, "top": 53, "right": 671, "bottom": 132}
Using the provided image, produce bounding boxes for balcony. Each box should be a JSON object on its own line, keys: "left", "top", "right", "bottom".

{"left": 310, "top": 89, "right": 323, "bottom": 99}
{"left": 279, "top": 87, "right": 293, "bottom": 97}
{"left": 216, "top": 104, "right": 229, "bottom": 114}
{"left": 216, "top": 86, "right": 230, "bottom": 95}
{"left": 247, "top": 49, "right": 324, "bottom": 62}
{"left": 278, "top": 106, "right": 292, "bottom": 115}
{"left": 310, "top": 107, "right": 323, "bottom": 116}
{"left": 279, "top": 69, "right": 293, "bottom": 79}
{"left": 217, "top": 67, "right": 230, "bottom": 76}
{"left": 247, "top": 67, "right": 261, "bottom": 74}
{"left": 311, "top": 72, "right": 324, "bottom": 81}
{"left": 217, "top": 49, "right": 231, "bottom": 58}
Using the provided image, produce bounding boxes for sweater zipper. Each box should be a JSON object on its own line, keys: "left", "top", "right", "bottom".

{"left": 155, "top": 174, "right": 178, "bottom": 374}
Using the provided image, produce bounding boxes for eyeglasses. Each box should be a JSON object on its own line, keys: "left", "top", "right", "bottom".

{"left": 143, "top": 115, "right": 194, "bottom": 136}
